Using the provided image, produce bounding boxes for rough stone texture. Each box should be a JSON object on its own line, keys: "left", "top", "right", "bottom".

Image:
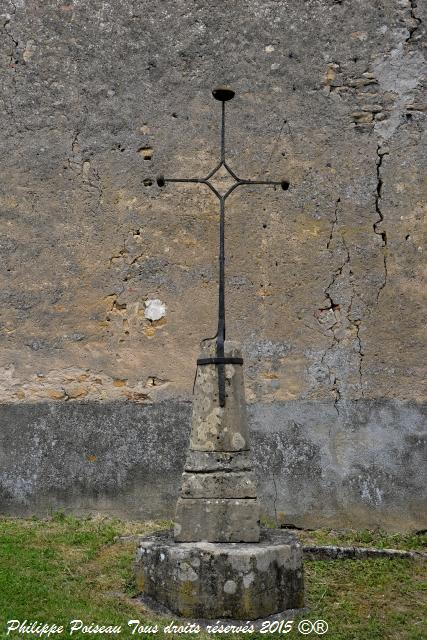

{"left": 180, "top": 471, "right": 258, "bottom": 499}
{"left": 175, "top": 498, "right": 260, "bottom": 543}
{"left": 302, "top": 545, "right": 426, "bottom": 561}
{"left": 185, "top": 450, "right": 253, "bottom": 472}
{"left": 175, "top": 340, "right": 260, "bottom": 542}
{"left": 0, "top": 1, "right": 426, "bottom": 528}
{"left": 135, "top": 529, "right": 304, "bottom": 619}
{"left": 0, "top": 399, "right": 425, "bottom": 531}
{"left": 250, "top": 399, "right": 427, "bottom": 531}
{"left": 189, "top": 341, "right": 250, "bottom": 452}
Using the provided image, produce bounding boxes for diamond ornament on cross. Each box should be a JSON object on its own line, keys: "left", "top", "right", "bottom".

{"left": 156, "top": 86, "right": 290, "bottom": 406}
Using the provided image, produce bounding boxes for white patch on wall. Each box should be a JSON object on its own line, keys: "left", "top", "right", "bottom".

{"left": 144, "top": 299, "right": 166, "bottom": 321}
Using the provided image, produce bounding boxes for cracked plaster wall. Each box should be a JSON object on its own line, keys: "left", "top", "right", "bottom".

{"left": 0, "top": 0, "right": 426, "bottom": 528}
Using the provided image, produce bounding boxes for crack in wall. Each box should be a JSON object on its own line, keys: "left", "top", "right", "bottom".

{"left": 327, "top": 197, "right": 340, "bottom": 250}
{"left": 349, "top": 292, "right": 364, "bottom": 395}
{"left": 109, "top": 246, "right": 127, "bottom": 267}
{"left": 318, "top": 196, "right": 366, "bottom": 410}
{"left": 3, "top": 18, "right": 18, "bottom": 64}
{"left": 67, "top": 131, "right": 81, "bottom": 171}
{"left": 271, "top": 474, "right": 279, "bottom": 526}
{"left": 71, "top": 132, "right": 79, "bottom": 155}
{"left": 2, "top": 2, "right": 19, "bottom": 132}
{"left": 332, "top": 379, "right": 341, "bottom": 417}
{"left": 320, "top": 222, "right": 350, "bottom": 416}
{"left": 91, "top": 167, "right": 103, "bottom": 215}
{"left": 407, "top": 0, "right": 422, "bottom": 43}
{"left": 374, "top": 145, "right": 388, "bottom": 303}
{"left": 108, "top": 229, "right": 145, "bottom": 268}
{"left": 129, "top": 253, "right": 145, "bottom": 266}
{"left": 2, "top": 1, "right": 18, "bottom": 66}
{"left": 356, "top": 322, "right": 364, "bottom": 390}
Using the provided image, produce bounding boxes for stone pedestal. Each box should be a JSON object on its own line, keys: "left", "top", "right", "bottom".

{"left": 175, "top": 340, "right": 260, "bottom": 543}
{"left": 135, "top": 340, "right": 304, "bottom": 619}
{"left": 135, "top": 529, "right": 304, "bottom": 620}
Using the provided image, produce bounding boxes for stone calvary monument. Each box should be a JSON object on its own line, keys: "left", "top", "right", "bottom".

{"left": 135, "top": 88, "right": 304, "bottom": 620}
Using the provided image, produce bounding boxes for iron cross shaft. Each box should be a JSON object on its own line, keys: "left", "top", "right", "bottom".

{"left": 156, "top": 86, "right": 289, "bottom": 406}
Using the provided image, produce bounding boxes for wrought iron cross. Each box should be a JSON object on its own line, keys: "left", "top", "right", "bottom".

{"left": 156, "top": 86, "right": 289, "bottom": 407}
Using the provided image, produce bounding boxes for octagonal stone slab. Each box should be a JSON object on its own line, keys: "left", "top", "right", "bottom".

{"left": 135, "top": 529, "right": 304, "bottom": 620}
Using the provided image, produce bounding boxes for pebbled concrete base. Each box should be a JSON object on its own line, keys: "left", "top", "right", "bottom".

{"left": 135, "top": 529, "right": 304, "bottom": 620}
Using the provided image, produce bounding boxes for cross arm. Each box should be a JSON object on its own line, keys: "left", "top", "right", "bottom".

{"left": 156, "top": 175, "right": 202, "bottom": 186}
{"left": 156, "top": 174, "right": 224, "bottom": 199}
{"left": 222, "top": 177, "right": 290, "bottom": 199}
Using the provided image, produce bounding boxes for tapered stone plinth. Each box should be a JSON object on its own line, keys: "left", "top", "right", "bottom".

{"left": 174, "top": 340, "right": 260, "bottom": 542}
{"left": 135, "top": 340, "right": 304, "bottom": 620}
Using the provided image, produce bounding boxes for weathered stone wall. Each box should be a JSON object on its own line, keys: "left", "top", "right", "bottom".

{"left": 0, "top": 0, "right": 426, "bottom": 529}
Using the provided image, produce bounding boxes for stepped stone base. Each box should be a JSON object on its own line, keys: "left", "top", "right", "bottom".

{"left": 135, "top": 529, "right": 304, "bottom": 620}
{"left": 175, "top": 497, "right": 260, "bottom": 542}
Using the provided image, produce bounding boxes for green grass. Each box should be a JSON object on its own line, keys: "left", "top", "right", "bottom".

{"left": 296, "top": 526, "right": 427, "bottom": 552}
{"left": 0, "top": 516, "right": 425, "bottom": 639}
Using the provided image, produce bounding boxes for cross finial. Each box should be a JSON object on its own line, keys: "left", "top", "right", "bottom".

{"left": 156, "top": 87, "right": 290, "bottom": 406}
